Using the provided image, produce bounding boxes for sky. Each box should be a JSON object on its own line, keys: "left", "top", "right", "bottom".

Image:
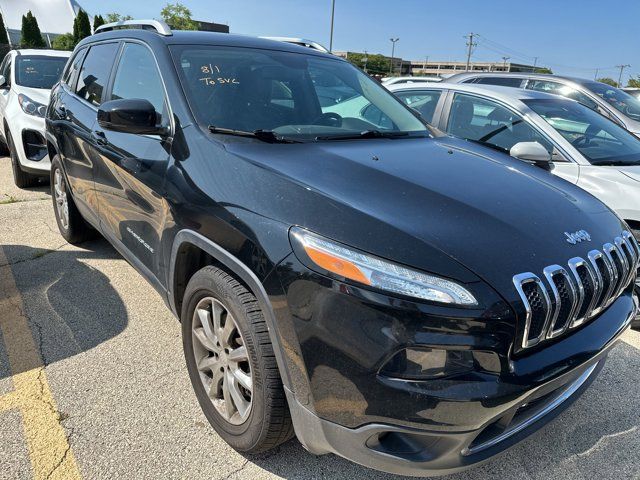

{"left": 77, "top": 0, "right": 640, "bottom": 83}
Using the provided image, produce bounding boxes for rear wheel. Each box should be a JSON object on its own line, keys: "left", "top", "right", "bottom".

{"left": 182, "top": 266, "right": 293, "bottom": 453}
{"left": 50, "top": 155, "right": 94, "bottom": 244}
{"left": 7, "top": 130, "right": 39, "bottom": 188}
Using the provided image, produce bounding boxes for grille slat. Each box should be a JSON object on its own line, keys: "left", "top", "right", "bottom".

{"left": 513, "top": 230, "right": 639, "bottom": 350}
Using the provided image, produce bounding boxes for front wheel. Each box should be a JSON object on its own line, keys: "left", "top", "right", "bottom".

{"left": 50, "top": 156, "right": 94, "bottom": 244}
{"left": 7, "top": 130, "right": 39, "bottom": 188}
{"left": 181, "top": 266, "right": 293, "bottom": 453}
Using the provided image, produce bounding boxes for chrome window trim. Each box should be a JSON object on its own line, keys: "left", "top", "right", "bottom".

{"left": 513, "top": 272, "right": 552, "bottom": 349}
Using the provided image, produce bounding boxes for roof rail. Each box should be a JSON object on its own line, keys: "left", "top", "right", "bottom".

{"left": 261, "top": 37, "right": 329, "bottom": 53}
{"left": 94, "top": 19, "right": 173, "bottom": 36}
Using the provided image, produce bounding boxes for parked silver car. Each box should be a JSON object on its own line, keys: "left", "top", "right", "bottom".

{"left": 446, "top": 72, "right": 640, "bottom": 136}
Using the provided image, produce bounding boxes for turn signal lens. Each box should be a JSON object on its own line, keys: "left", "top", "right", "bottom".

{"left": 290, "top": 228, "right": 477, "bottom": 305}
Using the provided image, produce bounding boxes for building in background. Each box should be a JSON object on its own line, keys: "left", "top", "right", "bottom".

{"left": 194, "top": 20, "right": 229, "bottom": 33}
{"left": 335, "top": 51, "right": 541, "bottom": 77}
{"left": 0, "top": 0, "right": 91, "bottom": 47}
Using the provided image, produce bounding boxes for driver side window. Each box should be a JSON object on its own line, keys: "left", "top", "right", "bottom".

{"left": 446, "top": 93, "right": 554, "bottom": 154}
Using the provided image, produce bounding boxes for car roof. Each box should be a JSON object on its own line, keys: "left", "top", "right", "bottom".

{"left": 13, "top": 49, "right": 71, "bottom": 57}
{"left": 446, "top": 71, "right": 598, "bottom": 87}
{"left": 387, "top": 81, "right": 571, "bottom": 104}
{"left": 84, "top": 29, "right": 338, "bottom": 59}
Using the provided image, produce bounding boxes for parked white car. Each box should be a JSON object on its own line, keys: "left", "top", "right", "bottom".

{"left": 386, "top": 83, "right": 640, "bottom": 227}
{"left": 0, "top": 49, "right": 71, "bottom": 187}
{"left": 382, "top": 76, "right": 442, "bottom": 87}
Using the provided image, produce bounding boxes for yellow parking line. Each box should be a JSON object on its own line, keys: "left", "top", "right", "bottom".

{"left": 0, "top": 246, "right": 81, "bottom": 480}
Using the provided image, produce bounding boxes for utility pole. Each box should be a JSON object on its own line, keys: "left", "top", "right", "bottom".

{"left": 533, "top": 56, "right": 538, "bottom": 73}
{"left": 617, "top": 64, "right": 631, "bottom": 87}
{"left": 423, "top": 55, "right": 429, "bottom": 74}
{"left": 502, "top": 56, "right": 510, "bottom": 71}
{"left": 389, "top": 37, "right": 399, "bottom": 75}
{"left": 594, "top": 68, "right": 599, "bottom": 80}
{"left": 465, "top": 33, "right": 477, "bottom": 72}
{"left": 329, "top": 0, "right": 335, "bottom": 53}
{"left": 363, "top": 50, "right": 368, "bottom": 73}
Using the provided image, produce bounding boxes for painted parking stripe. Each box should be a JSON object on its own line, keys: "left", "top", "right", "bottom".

{"left": 0, "top": 246, "right": 81, "bottom": 480}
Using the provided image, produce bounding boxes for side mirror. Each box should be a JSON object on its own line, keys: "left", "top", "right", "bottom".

{"left": 97, "top": 98, "right": 164, "bottom": 135}
{"left": 0, "top": 75, "right": 7, "bottom": 89}
{"left": 510, "top": 141, "right": 554, "bottom": 171}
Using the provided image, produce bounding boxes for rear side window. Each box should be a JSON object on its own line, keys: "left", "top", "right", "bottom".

{"left": 526, "top": 80, "right": 599, "bottom": 110}
{"left": 110, "top": 43, "right": 167, "bottom": 122}
{"left": 62, "top": 48, "right": 86, "bottom": 89}
{"left": 75, "top": 42, "right": 119, "bottom": 106}
{"left": 474, "top": 77, "right": 524, "bottom": 87}
{"left": 395, "top": 90, "right": 442, "bottom": 122}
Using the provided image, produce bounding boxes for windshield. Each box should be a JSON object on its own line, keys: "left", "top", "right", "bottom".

{"left": 170, "top": 45, "right": 428, "bottom": 141}
{"left": 15, "top": 56, "right": 68, "bottom": 89}
{"left": 584, "top": 81, "right": 640, "bottom": 121}
{"left": 524, "top": 98, "right": 640, "bottom": 166}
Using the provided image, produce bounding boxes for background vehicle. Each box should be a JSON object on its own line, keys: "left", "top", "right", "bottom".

{"left": 382, "top": 75, "right": 442, "bottom": 86}
{"left": 622, "top": 87, "right": 640, "bottom": 100}
{"left": 46, "top": 22, "right": 638, "bottom": 476}
{"left": 447, "top": 72, "right": 640, "bottom": 136}
{"left": 0, "top": 49, "right": 71, "bottom": 187}
{"left": 389, "top": 82, "right": 640, "bottom": 326}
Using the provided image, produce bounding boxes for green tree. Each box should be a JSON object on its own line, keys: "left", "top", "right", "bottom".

{"left": 627, "top": 76, "right": 640, "bottom": 88}
{"left": 346, "top": 52, "right": 390, "bottom": 76}
{"left": 597, "top": 77, "right": 619, "bottom": 87}
{"left": 52, "top": 33, "right": 75, "bottom": 51}
{"left": 160, "top": 2, "right": 198, "bottom": 30}
{"left": 105, "top": 13, "right": 133, "bottom": 23}
{"left": 73, "top": 9, "right": 91, "bottom": 44}
{"left": 0, "top": 13, "right": 9, "bottom": 45}
{"left": 534, "top": 67, "right": 553, "bottom": 74}
{"left": 21, "top": 11, "right": 46, "bottom": 48}
{"left": 93, "top": 14, "right": 106, "bottom": 32}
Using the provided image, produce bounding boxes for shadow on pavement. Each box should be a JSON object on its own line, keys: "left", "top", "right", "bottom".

{"left": 0, "top": 238, "right": 128, "bottom": 378}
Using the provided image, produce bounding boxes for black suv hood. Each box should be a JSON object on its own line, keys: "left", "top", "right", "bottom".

{"left": 221, "top": 136, "right": 625, "bottom": 302}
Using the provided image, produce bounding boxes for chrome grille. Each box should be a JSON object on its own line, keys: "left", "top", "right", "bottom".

{"left": 513, "top": 230, "right": 640, "bottom": 349}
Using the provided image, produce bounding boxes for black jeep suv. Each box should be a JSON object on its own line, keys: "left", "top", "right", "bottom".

{"left": 45, "top": 21, "right": 638, "bottom": 476}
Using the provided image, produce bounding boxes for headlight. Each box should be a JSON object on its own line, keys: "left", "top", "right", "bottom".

{"left": 18, "top": 94, "right": 46, "bottom": 118}
{"left": 290, "top": 227, "right": 477, "bottom": 305}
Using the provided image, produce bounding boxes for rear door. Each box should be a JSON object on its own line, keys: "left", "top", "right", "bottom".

{"left": 92, "top": 41, "right": 171, "bottom": 276}
{"left": 56, "top": 42, "right": 120, "bottom": 217}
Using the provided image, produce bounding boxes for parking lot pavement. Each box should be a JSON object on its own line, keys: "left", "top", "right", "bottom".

{"left": 0, "top": 156, "right": 639, "bottom": 480}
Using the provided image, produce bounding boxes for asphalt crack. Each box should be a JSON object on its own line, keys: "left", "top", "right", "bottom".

{"left": 220, "top": 459, "right": 250, "bottom": 480}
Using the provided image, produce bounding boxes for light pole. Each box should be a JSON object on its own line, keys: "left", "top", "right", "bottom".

{"left": 329, "top": 0, "right": 335, "bottom": 53}
{"left": 502, "top": 56, "right": 510, "bottom": 71}
{"left": 617, "top": 64, "right": 631, "bottom": 87}
{"left": 389, "top": 37, "right": 399, "bottom": 75}
{"left": 423, "top": 55, "right": 429, "bottom": 75}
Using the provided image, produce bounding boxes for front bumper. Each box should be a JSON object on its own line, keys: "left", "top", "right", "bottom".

{"left": 8, "top": 110, "right": 49, "bottom": 173}
{"left": 274, "top": 258, "right": 636, "bottom": 476}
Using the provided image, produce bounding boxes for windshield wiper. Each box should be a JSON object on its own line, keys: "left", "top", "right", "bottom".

{"left": 208, "top": 126, "right": 300, "bottom": 143}
{"left": 314, "top": 130, "right": 413, "bottom": 141}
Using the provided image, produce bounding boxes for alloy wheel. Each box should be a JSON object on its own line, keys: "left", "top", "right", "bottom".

{"left": 53, "top": 169, "right": 69, "bottom": 230}
{"left": 192, "top": 297, "right": 253, "bottom": 425}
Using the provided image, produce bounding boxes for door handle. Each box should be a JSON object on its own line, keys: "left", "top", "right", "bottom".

{"left": 91, "top": 130, "right": 108, "bottom": 146}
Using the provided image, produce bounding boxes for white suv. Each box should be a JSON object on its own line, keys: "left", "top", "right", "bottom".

{"left": 0, "top": 49, "right": 70, "bottom": 187}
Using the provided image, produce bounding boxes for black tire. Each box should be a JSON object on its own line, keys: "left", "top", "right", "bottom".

{"left": 181, "top": 266, "right": 294, "bottom": 453}
{"left": 7, "top": 129, "right": 39, "bottom": 188}
{"left": 632, "top": 284, "right": 640, "bottom": 331}
{"left": 50, "top": 155, "right": 94, "bottom": 244}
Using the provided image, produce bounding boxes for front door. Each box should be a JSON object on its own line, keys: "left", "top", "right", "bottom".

{"left": 92, "top": 42, "right": 171, "bottom": 277}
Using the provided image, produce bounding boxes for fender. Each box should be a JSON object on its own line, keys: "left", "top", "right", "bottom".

{"left": 168, "top": 229, "right": 293, "bottom": 392}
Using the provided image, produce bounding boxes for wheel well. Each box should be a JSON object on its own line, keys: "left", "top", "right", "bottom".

{"left": 172, "top": 241, "right": 252, "bottom": 317}
{"left": 46, "top": 140, "right": 58, "bottom": 162}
